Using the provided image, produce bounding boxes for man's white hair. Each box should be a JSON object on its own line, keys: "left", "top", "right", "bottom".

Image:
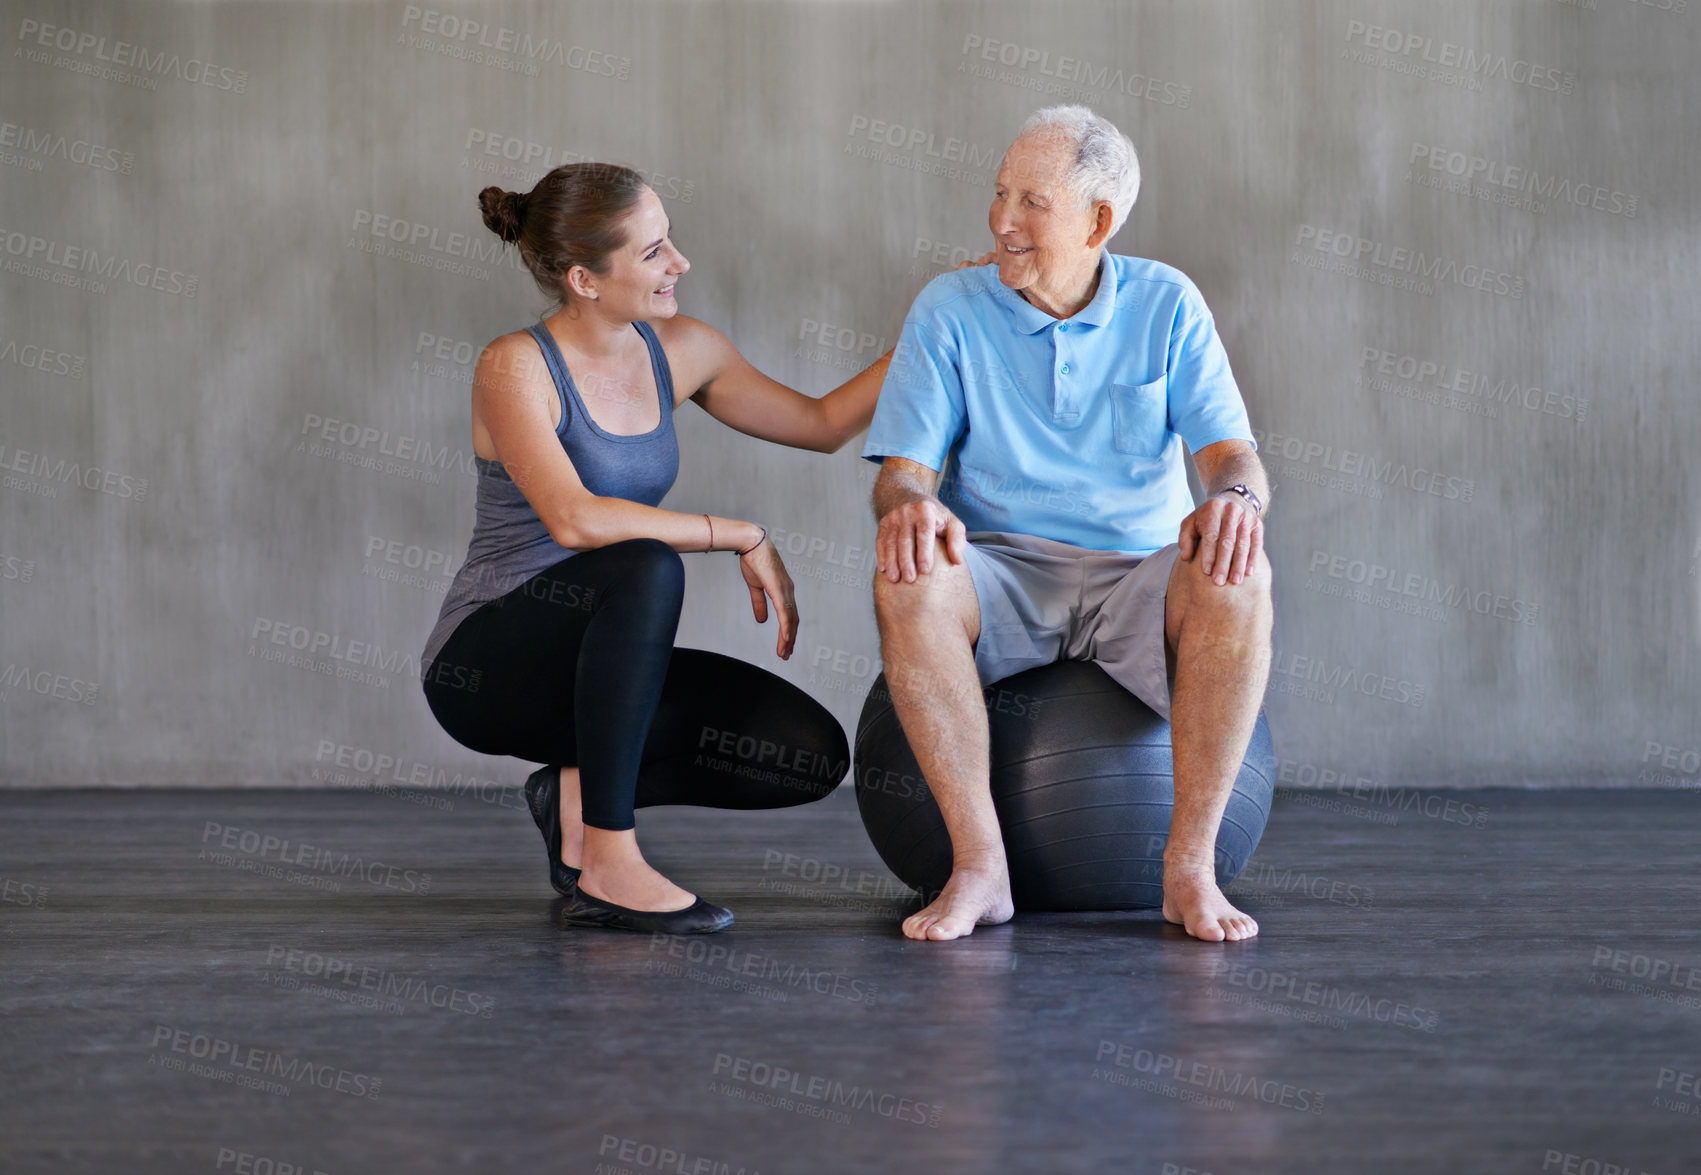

{"left": 1017, "top": 105, "right": 1141, "bottom": 236}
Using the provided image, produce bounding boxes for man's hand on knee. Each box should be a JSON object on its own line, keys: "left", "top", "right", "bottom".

{"left": 1178, "top": 493, "right": 1263, "bottom": 587}
{"left": 876, "top": 498, "right": 968, "bottom": 583}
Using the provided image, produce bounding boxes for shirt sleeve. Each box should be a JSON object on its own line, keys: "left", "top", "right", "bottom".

{"left": 860, "top": 312, "right": 968, "bottom": 473}
{"left": 1165, "top": 282, "right": 1257, "bottom": 455}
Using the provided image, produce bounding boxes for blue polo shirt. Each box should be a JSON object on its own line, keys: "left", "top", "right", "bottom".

{"left": 861, "top": 252, "right": 1256, "bottom": 556}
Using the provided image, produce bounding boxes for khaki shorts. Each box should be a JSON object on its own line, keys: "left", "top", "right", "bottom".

{"left": 959, "top": 530, "right": 1182, "bottom": 721}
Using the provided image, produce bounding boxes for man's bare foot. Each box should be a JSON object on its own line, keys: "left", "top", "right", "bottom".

{"left": 1162, "top": 867, "right": 1258, "bottom": 942}
{"left": 557, "top": 767, "right": 584, "bottom": 870}
{"left": 902, "top": 863, "right": 1014, "bottom": 941}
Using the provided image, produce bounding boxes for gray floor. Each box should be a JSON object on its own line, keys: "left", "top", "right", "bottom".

{"left": 1, "top": 784, "right": 1697, "bottom": 1174}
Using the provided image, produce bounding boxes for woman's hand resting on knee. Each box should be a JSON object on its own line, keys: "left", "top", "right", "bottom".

{"left": 738, "top": 534, "right": 799, "bottom": 660}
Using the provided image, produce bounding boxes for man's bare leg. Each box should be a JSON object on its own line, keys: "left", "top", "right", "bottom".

{"left": 1161, "top": 551, "right": 1274, "bottom": 941}
{"left": 873, "top": 537, "right": 1013, "bottom": 941}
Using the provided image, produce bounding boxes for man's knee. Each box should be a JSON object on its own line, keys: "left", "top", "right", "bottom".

{"left": 1183, "top": 545, "right": 1271, "bottom": 594}
{"left": 1236, "top": 551, "right": 1274, "bottom": 603}
{"left": 1171, "top": 549, "right": 1273, "bottom": 631}
{"left": 873, "top": 537, "right": 978, "bottom": 622}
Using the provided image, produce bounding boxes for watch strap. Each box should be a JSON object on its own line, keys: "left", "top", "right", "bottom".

{"left": 1222, "top": 483, "right": 1263, "bottom": 516}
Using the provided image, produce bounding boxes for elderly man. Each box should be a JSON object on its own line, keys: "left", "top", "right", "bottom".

{"left": 861, "top": 105, "right": 1273, "bottom": 943}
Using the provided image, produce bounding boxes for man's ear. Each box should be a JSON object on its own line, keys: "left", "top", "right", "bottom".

{"left": 1085, "top": 201, "right": 1115, "bottom": 250}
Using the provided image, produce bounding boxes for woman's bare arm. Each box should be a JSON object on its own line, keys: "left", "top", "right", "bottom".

{"left": 654, "top": 255, "right": 993, "bottom": 453}
{"left": 659, "top": 314, "right": 890, "bottom": 454}
{"left": 473, "top": 331, "right": 760, "bottom": 553}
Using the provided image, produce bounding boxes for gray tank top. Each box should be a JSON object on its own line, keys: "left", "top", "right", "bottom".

{"left": 420, "top": 319, "right": 680, "bottom": 671}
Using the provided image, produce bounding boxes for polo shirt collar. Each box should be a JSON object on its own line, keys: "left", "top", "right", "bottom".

{"left": 1074, "top": 251, "right": 1117, "bottom": 327}
{"left": 991, "top": 251, "right": 1116, "bottom": 334}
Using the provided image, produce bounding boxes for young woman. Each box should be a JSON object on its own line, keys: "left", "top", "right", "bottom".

{"left": 419, "top": 162, "right": 901, "bottom": 934}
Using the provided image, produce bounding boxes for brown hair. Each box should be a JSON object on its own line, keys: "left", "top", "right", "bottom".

{"left": 478, "top": 162, "right": 649, "bottom": 308}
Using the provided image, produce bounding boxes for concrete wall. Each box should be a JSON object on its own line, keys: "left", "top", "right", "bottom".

{"left": 1, "top": 0, "right": 1695, "bottom": 788}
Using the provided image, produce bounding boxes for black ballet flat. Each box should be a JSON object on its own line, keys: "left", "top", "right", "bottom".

{"left": 556, "top": 889, "right": 735, "bottom": 935}
{"left": 522, "top": 765, "right": 581, "bottom": 896}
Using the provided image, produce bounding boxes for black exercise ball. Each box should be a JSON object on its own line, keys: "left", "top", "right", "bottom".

{"left": 853, "top": 659, "right": 1274, "bottom": 912}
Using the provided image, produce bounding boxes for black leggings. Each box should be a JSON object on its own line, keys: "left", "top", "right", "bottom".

{"left": 421, "top": 538, "right": 848, "bottom": 831}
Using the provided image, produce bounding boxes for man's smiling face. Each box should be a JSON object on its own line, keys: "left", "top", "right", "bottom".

{"left": 987, "top": 130, "right": 1100, "bottom": 298}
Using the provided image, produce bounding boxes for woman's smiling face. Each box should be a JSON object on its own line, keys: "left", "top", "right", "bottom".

{"left": 577, "top": 185, "right": 690, "bottom": 319}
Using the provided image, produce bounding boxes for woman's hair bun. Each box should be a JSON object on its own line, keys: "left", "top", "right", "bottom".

{"left": 481, "top": 162, "right": 647, "bottom": 309}
{"left": 478, "top": 186, "right": 525, "bottom": 243}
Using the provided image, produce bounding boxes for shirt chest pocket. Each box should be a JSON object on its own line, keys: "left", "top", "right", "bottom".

{"left": 1109, "top": 376, "right": 1168, "bottom": 458}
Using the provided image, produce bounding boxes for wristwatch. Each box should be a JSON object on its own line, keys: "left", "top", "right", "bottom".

{"left": 1219, "top": 483, "right": 1263, "bottom": 516}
